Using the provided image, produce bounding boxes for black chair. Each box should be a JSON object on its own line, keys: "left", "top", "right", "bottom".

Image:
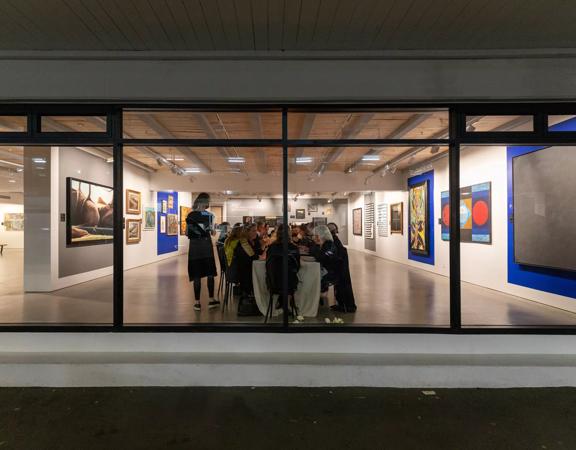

{"left": 216, "top": 244, "right": 226, "bottom": 299}
{"left": 217, "top": 245, "right": 235, "bottom": 311}
{"left": 265, "top": 253, "right": 300, "bottom": 323}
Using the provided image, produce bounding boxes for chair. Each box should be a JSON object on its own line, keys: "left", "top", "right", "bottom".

{"left": 217, "top": 245, "right": 235, "bottom": 311}
{"left": 265, "top": 252, "right": 300, "bottom": 323}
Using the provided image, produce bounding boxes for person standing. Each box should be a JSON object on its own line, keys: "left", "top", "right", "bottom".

{"left": 186, "top": 193, "right": 219, "bottom": 311}
{"left": 327, "top": 222, "right": 357, "bottom": 312}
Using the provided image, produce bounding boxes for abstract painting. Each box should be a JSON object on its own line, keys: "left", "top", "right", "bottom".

{"left": 180, "top": 206, "right": 191, "bottom": 235}
{"left": 144, "top": 207, "right": 155, "bottom": 230}
{"left": 3, "top": 213, "right": 23, "bottom": 231}
{"left": 66, "top": 177, "right": 113, "bottom": 247}
{"left": 390, "top": 202, "right": 403, "bottom": 234}
{"left": 126, "top": 189, "right": 141, "bottom": 215}
{"left": 352, "top": 208, "right": 362, "bottom": 236}
{"left": 441, "top": 182, "right": 492, "bottom": 244}
{"left": 167, "top": 213, "right": 179, "bottom": 236}
{"left": 126, "top": 219, "right": 141, "bottom": 244}
{"left": 409, "top": 180, "right": 429, "bottom": 255}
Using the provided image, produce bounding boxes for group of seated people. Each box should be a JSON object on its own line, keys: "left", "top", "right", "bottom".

{"left": 216, "top": 219, "right": 357, "bottom": 317}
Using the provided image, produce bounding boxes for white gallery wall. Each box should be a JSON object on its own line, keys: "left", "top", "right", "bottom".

{"left": 346, "top": 146, "right": 576, "bottom": 314}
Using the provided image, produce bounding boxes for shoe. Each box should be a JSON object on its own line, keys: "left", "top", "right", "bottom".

{"left": 193, "top": 303, "right": 201, "bottom": 311}
{"left": 330, "top": 304, "right": 357, "bottom": 313}
{"left": 208, "top": 300, "right": 221, "bottom": 309}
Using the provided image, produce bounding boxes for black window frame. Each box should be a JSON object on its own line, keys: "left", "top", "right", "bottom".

{"left": 0, "top": 102, "right": 575, "bottom": 334}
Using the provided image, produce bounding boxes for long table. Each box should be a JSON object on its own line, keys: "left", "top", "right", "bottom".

{"left": 252, "top": 260, "right": 321, "bottom": 317}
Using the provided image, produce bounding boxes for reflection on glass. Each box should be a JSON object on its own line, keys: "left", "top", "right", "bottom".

{"left": 465, "top": 115, "right": 533, "bottom": 132}
{"left": 0, "top": 146, "right": 113, "bottom": 324}
{"left": 41, "top": 116, "right": 107, "bottom": 132}
{"left": 0, "top": 116, "right": 27, "bottom": 132}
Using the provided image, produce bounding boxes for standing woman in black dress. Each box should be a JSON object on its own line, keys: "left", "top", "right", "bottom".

{"left": 186, "top": 193, "right": 219, "bottom": 311}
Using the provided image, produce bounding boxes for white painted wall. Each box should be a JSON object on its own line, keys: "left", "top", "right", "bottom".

{"left": 346, "top": 146, "right": 576, "bottom": 313}
{"left": 0, "top": 203, "right": 23, "bottom": 248}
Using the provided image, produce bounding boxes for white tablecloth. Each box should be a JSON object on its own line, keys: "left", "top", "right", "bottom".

{"left": 252, "top": 260, "right": 321, "bottom": 317}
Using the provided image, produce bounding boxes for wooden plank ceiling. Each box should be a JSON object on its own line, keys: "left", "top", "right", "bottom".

{"left": 0, "top": 0, "right": 576, "bottom": 51}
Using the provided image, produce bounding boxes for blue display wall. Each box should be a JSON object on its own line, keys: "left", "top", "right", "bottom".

{"left": 408, "top": 170, "right": 435, "bottom": 266}
{"left": 507, "top": 117, "right": 576, "bottom": 299}
{"left": 157, "top": 191, "right": 179, "bottom": 256}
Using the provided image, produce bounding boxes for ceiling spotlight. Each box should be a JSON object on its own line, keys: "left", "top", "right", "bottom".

{"left": 228, "top": 157, "right": 245, "bottom": 164}
{"left": 390, "top": 166, "right": 397, "bottom": 174}
{"left": 430, "top": 146, "right": 440, "bottom": 155}
{"left": 295, "top": 157, "right": 313, "bottom": 164}
{"left": 466, "top": 124, "right": 476, "bottom": 132}
{"left": 361, "top": 155, "right": 380, "bottom": 161}
{"left": 184, "top": 167, "right": 201, "bottom": 173}
{"left": 155, "top": 158, "right": 163, "bottom": 167}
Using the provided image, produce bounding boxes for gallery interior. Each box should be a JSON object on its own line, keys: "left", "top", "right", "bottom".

{"left": 0, "top": 109, "right": 575, "bottom": 328}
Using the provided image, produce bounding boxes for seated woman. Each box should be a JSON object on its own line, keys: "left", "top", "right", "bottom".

{"left": 309, "top": 225, "right": 340, "bottom": 307}
{"left": 232, "top": 223, "right": 262, "bottom": 316}
{"left": 266, "top": 224, "right": 301, "bottom": 311}
{"left": 296, "top": 223, "right": 315, "bottom": 254}
{"left": 223, "top": 224, "right": 244, "bottom": 267}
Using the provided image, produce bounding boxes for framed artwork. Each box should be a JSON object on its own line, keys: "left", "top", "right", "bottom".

{"left": 167, "top": 213, "right": 179, "bottom": 236}
{"left": 143, "top": 207, "right": 155, "bottom": 230}
{"left": 377, "top": 203, "right": 389, "bottom": 237}
{"left": 126, "top": 189, "right": 141, "bottom": 215}
{"left": 441, "top": 182, "right": 492, "bottom": 244}
{"left": 161, "top": 200, "right": 167, "bottom": 214}
{"left": 208, "top": 205, "right": 223, "bottom": 225}
{"left": 126, "top": 219, "right": 141, "bottom": 244}
{"left": 66, "top": 177, "right": 114, "bottom": 247}
{"left": 307, "top": 204, "right": 318, "bottom": 213}
{"left": 160, "top": 215, "right": 167, "bottom": 233}
{"left": 168, "top": 194, "right": 174, "bottom": 210}
{"left": 312, "top": 217, "right": 327, "bottom": 227}
{"left": 365, "top": 203, "right": 375, "bottom": 239}
{"left": 353, "top": 208, "right": 362, "bottom": 236}
{"left": 180, "top": 206, "right": 191, "bottom": 235}
{"left": 409, "top": 180, "right": 429, "bottom": 256}
{"left": 390, "top": 202, "right": 403, "bottom": 234}
{"left": 295, "top": 209, "right": 305, "bottom": 220}
{"left": 3, "top": 213, "right": 24, "bottom": 231}
{"left": 243, "top": 216, "right": 253, "bottom": 224}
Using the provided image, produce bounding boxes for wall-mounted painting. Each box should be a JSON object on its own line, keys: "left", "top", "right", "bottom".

{"left": 307, "top": 204, "right": 318, "bottom": 213}
{"left": 390, "top": 202, "right": 403, "bottom": 234}
{"left": 161, "top": 200, "right": 167, "bottom": 214}
{"left": 352, "top": 208, "right": 362, "bottom": 236}
{"left": 3, "top": 213, "right": 24, "bottom": 231}
{"left": 167, "top": 213, "right": 179, "bottom": 236}
{"left": 409, "top": 180, "right": 429, "bottom": 255}
{"left": 168, "top": 194, "right": 174, "bottom": 210}
{"left": 295, "top": 209, "right": 306, "bottom": 220}
{"left": 143, "top": 206, "right": 155, "bottom": 230}
{"left": 126, "top": 219, "right": 141, "bottom": 244}
{"left": 180, "top": 206, "right": 191, "bottom": 235}
{"left": 126, "top": 189, "right": 141, "bottom": 215}
{"left": 377, "top": 203, "right": 388, "bottom": 237}
{"left": 160, "top": 215, "right": 166, "bottom": 233}
{"left": 365, "top": 203, "right": 375, "bottom": 239}
{"left": 441, "top": 182, "right": 492, "bottom": 244}
{"left": 66, "top": 177, "right": 114, "bottom": 247}
{"left": 312, "top": 217, "right": 327, "bottom": 227}
{"left": 208, "top": 205, "right": 223, "bottom": 225}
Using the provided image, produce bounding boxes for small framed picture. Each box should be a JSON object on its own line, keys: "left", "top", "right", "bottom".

{"left": 167, "top": 213, "right": 179, "bottom": 236}
{"left": 295, "top": 209, "right": 305, "bottom": 220}
{"left": 126, "top": 219, "right": 141, "bottom": 244}
{"left": 168, "top": 194, "right": 174, "bottom": 210}
{"left": 160, "top": 215, "right": 167, "bottom": 233}
{"left": 126, "top": 189, "right": 141, "bottom": 215}
{"left": 162, "top": 200, "right": 167, "bottom": 214}
{"left": 144, "top": 206, "right": 155, "bottom": 230}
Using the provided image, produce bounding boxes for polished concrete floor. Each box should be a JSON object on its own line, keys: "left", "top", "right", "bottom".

{"left": 1, "top": 387, "right": 576, "bottom": 450}
{"left": 1, "top": 248, "right": 576, "bottom": 326}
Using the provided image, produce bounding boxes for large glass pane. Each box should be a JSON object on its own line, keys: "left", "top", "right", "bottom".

{"left": 0, "top": 145, "right": 114, "bottom": 324}
{"left": 288, "top": 144, "right": 450, "bottom": 327}
{"left": 123, "top": 111, "right": 281, "bottom": 140}
{"left": 288, "top": 110, "right": 448, "bottom": 140}
{"left": 122, "top": 146, "right": 284, "bottom": 325}
{"left": 457, "top": 141, "right": 576, "bottom": 327}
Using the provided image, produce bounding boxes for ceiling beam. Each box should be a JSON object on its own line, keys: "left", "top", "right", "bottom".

{"left": 344, "top": 113, "right": 431, "bottom": 173}
{"left": 250, "top": 113, "right": 267, "bottom": 174}
{"left": 290, "top": 113, "right": 316, "bottom": 173}
{"left": 313, "top": 113, "right": 374, "bottom": 176}
{"left": 372, "top": 116, "right": 484, "bottom": 175}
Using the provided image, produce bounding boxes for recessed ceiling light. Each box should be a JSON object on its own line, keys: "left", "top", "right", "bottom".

{"left": 361, "top": 155, "right": 380, "bottom": 161}
{"left": 184, "top": 168, "right": 201, "bottom": 173}
{"left": 228, "top": 157, "right": 245, "bottom": 163}
{"left": 295, "top": 157, "right": 313, "bottom": 164}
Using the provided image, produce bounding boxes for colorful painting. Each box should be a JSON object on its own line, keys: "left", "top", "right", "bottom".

{"left": 352, "top": 208, "right": 362, "bottom": 236}
{"left": 3, "top": 213, "right": 23, "bottom": 231}
{"left": 390, "top": 202, "right": 403, "bottom": 234}
{"left": 144, "top": 207, "right": 155, "bottom": 230}
{"left": 168, "top": 194, "right": 174, "bottom": 210}
{"left": 409, "top": 181, "right": 429, "bottom": 255}
{"left": 126, "top": 189, "right": 141, "bottom": 215}
{"left": 441, "top": 182, "right": 492, "bottom": 244}
{"left": 167, "top": 213, "right": 179, "bottom": 236}
{"left": 126, "top": 219, "right": 141, "bottom": 244}
{"left": 180, "top": 206, "right": 191, "bottom": 235}
{"left": 66, "top": 178, "right": 113, "bottom": 247}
